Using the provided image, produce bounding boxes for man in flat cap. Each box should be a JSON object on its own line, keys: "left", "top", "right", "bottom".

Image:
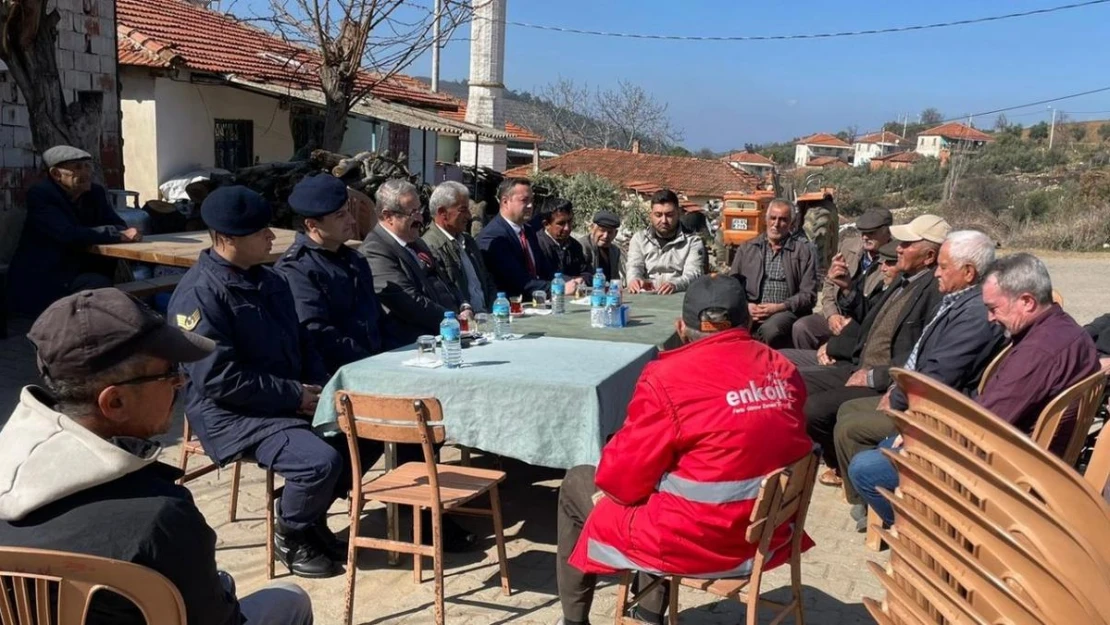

{"left": 0, "top": 289, "right": 313, "bottom": 625}
{"left": 8, "top": 145, "right": 143, "bottom": 316}
{"left": 168, "top": 186, "right": 345, "bottom": 578}
{"left": 275, "top": 174, "right": 393, "bottom": 373}
{"left": 577, "top": 210, "right": 624, "bottom": 283}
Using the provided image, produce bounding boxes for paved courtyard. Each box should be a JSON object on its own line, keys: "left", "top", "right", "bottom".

{"left": 0, "top": 253, "right": 1106, "bottom": 624}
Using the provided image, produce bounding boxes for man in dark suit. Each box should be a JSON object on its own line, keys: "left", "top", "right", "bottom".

{"left": 421, "top": 181, "right": 498, "bottom": 314}
{"left": 796, "top": 214, "right": 949, "bottom": 485}
{"left": 360, "top": 179, "right": 464, "bottom": 344}
{"left": 477, "top": 178, "right": 551, "bottom": 298}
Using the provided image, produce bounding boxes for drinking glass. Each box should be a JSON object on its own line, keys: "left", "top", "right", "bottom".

{"left": 509, "top": 296, "right": 523, "bottom": 315}
{"left": 575, "top": 283, "right": 589, "bottom": 299}
{"left": 473, "top": 313, "right": 490, "bottom": 337}
{"left": 416, "top": 335, "right": 437, "bottom": 362}
{"left": 641, "top": 279, "right": 655, "bottom": 293}
{"left": 532, "top": 290, "right": 547, "bottom": 308}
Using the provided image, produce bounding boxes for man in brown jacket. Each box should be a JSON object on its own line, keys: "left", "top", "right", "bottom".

{"left": 728, "top": 199, "right": 817, "bottom": 348}
{"left": 792, "top": 208, "right": 892, "bottom": 349}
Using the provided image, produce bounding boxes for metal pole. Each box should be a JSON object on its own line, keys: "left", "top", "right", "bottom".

{"left": 431, "top": 0, "right": 442, "bottom": 92}
{"left": 1048, "top": 107, "right": 1057, "bottom": 150}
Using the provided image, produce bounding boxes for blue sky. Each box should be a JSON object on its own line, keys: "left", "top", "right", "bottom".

{"left": 240, "top": 1, "right": 1110, "bottom": 151}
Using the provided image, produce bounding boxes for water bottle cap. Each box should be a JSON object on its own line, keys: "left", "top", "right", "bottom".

{"left": 497, "top": 292, "right": 506, "bottom": 298}
{"left": 445, "top": 311, "right": 456, "bottom": 319}
{"left": 554, "top": 272, "right": 563, "bottom": 278}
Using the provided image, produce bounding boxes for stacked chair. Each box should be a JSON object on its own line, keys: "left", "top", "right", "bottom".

{"left": 864, "top": 368, "right": 1110, "bottom": 625}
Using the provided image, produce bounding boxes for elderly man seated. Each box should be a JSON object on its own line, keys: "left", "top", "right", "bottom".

{"left": 8, "top": 145, "right": 143, "bottom": 316}
{"left": 577, "top": 210, "right": 623, "bottom": 282}
{"left": 0, "top": 289, "right": 312, "bottom": 625}
{"left": 625, "top": 189, "right": 705, "bottom": 295}
{"left": 555, "top": 276, "right": 815, "bottom": 625}
{"left": 850, "top": 253, "right": 1101, "bottom": 525}
{"left": 831, "top": 230, "right": 1005, "bottom": 530}
{"left": 422, "top": 181, "right": 499, "bottom": 314}
{"left": 728, "top": 199, "right": 817, "bottom": 348}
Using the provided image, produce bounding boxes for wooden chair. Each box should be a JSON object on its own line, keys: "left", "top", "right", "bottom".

{"left": 1030, "top": 368, "right": 1107, "bottom": 465}
{"left": 336, "top": 392, "right": 510, "bottom": 625}
{"left": 613, "top": 451, "right": 819, "bottom": 625}
{"left": 1085, "top": 423, "right": 1110, "bottom": 496}
{"left": 0, "top": 547, "right": 187, "bottom": 625}
{"left": 976, "top": 343, "right": 1011, "bottom": 395}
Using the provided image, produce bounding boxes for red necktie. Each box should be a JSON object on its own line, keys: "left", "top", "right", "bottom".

{"left": 519, "top": 229, "right": 537, "bottom": 278}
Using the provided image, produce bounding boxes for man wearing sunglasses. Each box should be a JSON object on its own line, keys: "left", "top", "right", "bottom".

{"left": 0, "top": 289, "right": 313, "bottom": 625}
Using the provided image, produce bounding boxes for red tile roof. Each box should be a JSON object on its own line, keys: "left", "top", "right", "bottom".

{"left": 918, "top": 122, "right": 994, "bottom": 143}
{"left": 502, "top": 148, "right": 758, "bottom": 197}
{"left": 855, "top": 131, "right": 904, "bottom": 145}
{"left": 806, "top": 156, "right": 849, "bottom": 168}
{"left": 439, "top": 103, "right": 543, "bottom": 143}
{"left": 723, "top": 151, "right": 776, "bottom": 166}
{"left": 872, "top": 151, "right": 922, "bottom": 163}
{"left": 116, "top": 0, "right": 455, "bottom": 110}
{"left": 797, "top": 133, "right": 851, "bottom": 148}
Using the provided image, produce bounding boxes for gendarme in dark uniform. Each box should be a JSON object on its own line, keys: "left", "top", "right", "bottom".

{"left": 167, "top": 186, "right": 344, "bottom": 578}
{"left": 274, "top": 174, "right": 392, "bottom": 374}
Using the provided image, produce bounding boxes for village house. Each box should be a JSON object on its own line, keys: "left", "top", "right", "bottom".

{"left": 868, "top": 150, "right": 923, "bottom": 171}
{"left": 503, "top": 144, "right": 758, "bottom": 207}
{"left": 914, "top": 122, "right": 993, "bottom": 161}
{"left": 115, "top": 0, "right": 509, "bottom": 204}
{"left": 852, "top": 131, "right": 905, "bottom": 167}
{"left": 438, "top": 102, "right": 549, "bottom": 170}
{"left": 722, "top": 151, "right": 777, "bottom": 176}
{"left": 793, "top": 132, "right": 852, "bottom": 168}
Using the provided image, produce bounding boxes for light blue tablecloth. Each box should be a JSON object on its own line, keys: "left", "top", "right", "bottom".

{"left": 313, "top": 336, "right": 657, "bottom": 469}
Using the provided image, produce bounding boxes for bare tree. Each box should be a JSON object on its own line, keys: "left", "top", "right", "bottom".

{"left": 594, "top": 80, "right": 682, "bottom": 151}
{"left": 517, "top": 77, "right": 597, "bottom": 154}
{"left": 0, "top": 1, "right": 104, "bottom": 168}
{"left": 241, "top": 0, "right": 471, "bottom": 151}
{"left": 920, "top": 107, "right": 944, "bottom": 126}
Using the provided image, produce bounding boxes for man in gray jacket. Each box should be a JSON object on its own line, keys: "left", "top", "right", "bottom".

{"left": 833, "top": 230, "right": 1006, "bottom": 527}
{"left": 422, "top": 181, "right": 498, "bottom": 313}
{"left": 626, "top": 189, "right": 705, "bottom": 295}
{"left": 728, "top": 199, "right": 818, "bottom": 348}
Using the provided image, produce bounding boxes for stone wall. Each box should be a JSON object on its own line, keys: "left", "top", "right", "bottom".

{"left": 0, "top": 0, "right": 121, "bottom": 264}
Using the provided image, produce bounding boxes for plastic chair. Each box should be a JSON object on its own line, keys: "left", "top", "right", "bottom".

{"left": 336, "top": 392, "right": 510, "bottom": 625}
{"left": 1086, "top": 423, "right": 1110, "bottom": 496}
{"left": 612, "top": 451, "right": 819, "bottom": 625}
{"left": 0, "top": 547, "right": 186, "bottom": 624}
{"left": 976, "top": 343, "right": 1011, "bottom": 395}
{"left": 1030, "top": 368, "right": 1107, "bottom": 465}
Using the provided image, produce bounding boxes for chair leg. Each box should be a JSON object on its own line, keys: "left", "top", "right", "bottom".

{"left": 265, "top": 470, "right": 275, "bottom": 581}
{"left": 791, "top": 555, "right": 806, "bottom": 625}
{"left": 667, "top": 577, "right": 679, "bottom": 625}
{"left": 432, "top": 508, "right": 445, "bottom": 625}
{"left": 459, "top": 446, "right": 471, "bottom": 466}
{"left": 177, "top": 423, "right": 192, "bottom": 486}
{"left": 864, "top": 508, "right": 884, "bottom": 551}
{"left": 228, "top": 461, "right": 242, "bottom": 523}
{"left": 413, "top": 505, "right": 423, "bottom": 584}
{"left": 489, "top": 484, "right": 511, "bottom": 595}
{"left": 344, "top": 493, "right": 361, "bottom": 625}
{"left": 613, "top": 571, "right": 633, "bottom": 625}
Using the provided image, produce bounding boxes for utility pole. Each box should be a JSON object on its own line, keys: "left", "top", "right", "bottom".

{"left": 902, "top": 113, "right": 908, "bottom": 138}
{"left": 1048, "top": 106, "right": 1057, "bottom": 150}
{"left": 430, "top": 0, "right": 442, "bottom": 92}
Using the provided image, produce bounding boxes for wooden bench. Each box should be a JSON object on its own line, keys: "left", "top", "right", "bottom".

{"left": 116, "top": 274, "right": 183, "bottom": 298}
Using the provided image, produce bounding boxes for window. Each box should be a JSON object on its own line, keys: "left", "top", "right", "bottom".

{"left": 291, "top": 111, "right": 325, "bottom": 156}
{"left": 388, "top": 123, "right": 410, "bottom": 158}
{"left": 214, "top": 119, "right": 254, "bottom": 170}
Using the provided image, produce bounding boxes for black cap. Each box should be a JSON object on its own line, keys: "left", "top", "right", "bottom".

{"left": 288, "top": 174, "right": 348, "bottom": 218}
{"left": 28, "top": 289, "right": 215, "bottom": 380}
{"left": 201, "top": 186, "right": 272, "bottom": 236}
{"left": 592, "top": 210, "right": 621, "bottom": 228}
{"left": 856, "top": 208, "right": 893, "bottom": 232}
{"left": 878, "top": 241, "right": 899, "bottom": 261}
{"left": 682, "top": 275, "right": 750, "bottom": 332}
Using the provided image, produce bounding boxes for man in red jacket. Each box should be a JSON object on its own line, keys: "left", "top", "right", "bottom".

{"left": 555, "top": 275, "right": 816, "bottom": 625}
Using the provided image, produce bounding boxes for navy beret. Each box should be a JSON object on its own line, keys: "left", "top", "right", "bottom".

{"left": 201, "top": 186, "right": 272, "bottom": 236}
{"left": 288, "top": 174, "right": 349, "bottom": 218}
{"left": 592, "top": 210, "right": 621, "bottom": 229}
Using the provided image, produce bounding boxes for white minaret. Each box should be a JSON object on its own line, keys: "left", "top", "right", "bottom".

{"left": 460, "top": 0, "right": 507, "bottom": 171}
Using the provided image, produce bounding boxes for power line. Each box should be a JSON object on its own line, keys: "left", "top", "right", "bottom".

{"left": 474, "top": 0, "right": 1109, "bottom": 42}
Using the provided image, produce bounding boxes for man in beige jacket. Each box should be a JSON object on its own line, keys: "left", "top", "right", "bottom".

{"left": 626, "top": 189, "right": 705, "bottom": 295}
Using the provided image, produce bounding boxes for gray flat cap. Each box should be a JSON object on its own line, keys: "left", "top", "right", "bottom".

{"left": 42, "top": 145, "right": 92, "bottom": 168}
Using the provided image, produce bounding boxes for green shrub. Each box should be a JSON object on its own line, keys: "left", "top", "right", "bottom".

{"left": 529, "top": 171, "right": 646, "bottom": 233}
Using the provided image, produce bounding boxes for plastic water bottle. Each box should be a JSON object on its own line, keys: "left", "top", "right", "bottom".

{"left": 551, "top": 273, "right": 566, "bottom": 315}
{"left": 605, "top": 282, "right": 621, "bottom": 327}
{"left": 608, "top": 280, "right": 622, "bottom": 306}
{"left": 590, "top": 283, "right": 607, "bottom": 328}
{"left": 492, "top": 292, "right": 512, "bottom": 340}
{"left": 592, "top": 268, "right": 606, "bottom": 293}
{"left": 440, "top": 312, "right": 462, "bottom": 369}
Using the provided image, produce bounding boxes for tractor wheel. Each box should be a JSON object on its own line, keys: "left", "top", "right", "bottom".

{"left": 803, "top": 201, "right": 838, "bottom": 276}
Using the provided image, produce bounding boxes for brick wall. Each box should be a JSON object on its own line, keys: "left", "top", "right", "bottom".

{"left": 0, "top": 0, "right": 121, "bottom": 263}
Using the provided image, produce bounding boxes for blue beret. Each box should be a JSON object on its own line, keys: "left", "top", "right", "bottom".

{"left": 288, "top": 174, "right": 349, "bottom": 218}
{"left": 201, "top": 186, "right": 272, "bottom": 236}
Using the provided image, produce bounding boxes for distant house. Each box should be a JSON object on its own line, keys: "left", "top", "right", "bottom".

{"left": 116, "top": 0, "right": 507, "bottom": 203}
{"left": 438, "top": 102, "right": 550, "bottom": 169}
{"left": 915, "top": 122, "right": 993, "bottom": 160}
{"left": 805, "top": 156, "right": 850, "bottom": 170}
{"left": 502, "top": 146, "right": 758, "bottom": 206}
{"left": 853, "top": 131, "right": 905, "bottom": 167}
{"left": 722, "top": 151, "right": 776, "bottom": 176}
{"left": 794, "top": 133, "right": 853, "bottom": 168}
{"left": 869, "top": 151, "right": 923, "bottom": 172}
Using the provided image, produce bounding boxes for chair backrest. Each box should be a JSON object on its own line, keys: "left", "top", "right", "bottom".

{"left": 336, "top": 392, "right": 447, "bottom": 508}
{"left": 977, "top": 343, "right": 1011, "bottom": 395}
{"left": 0, "top": 547, "right": 186, "bottom": 625}
{"left": 889, "top": 368, "right": 1110, "bottom": 524}
{"left": 1086, "top": 424, "right": 1110, "bottom": 497}
{"left": 743, "top": 451, "right": 819, "bottom": 570}
{"left": 1031, "top": 369, "right": 1107, "bottom": 465}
